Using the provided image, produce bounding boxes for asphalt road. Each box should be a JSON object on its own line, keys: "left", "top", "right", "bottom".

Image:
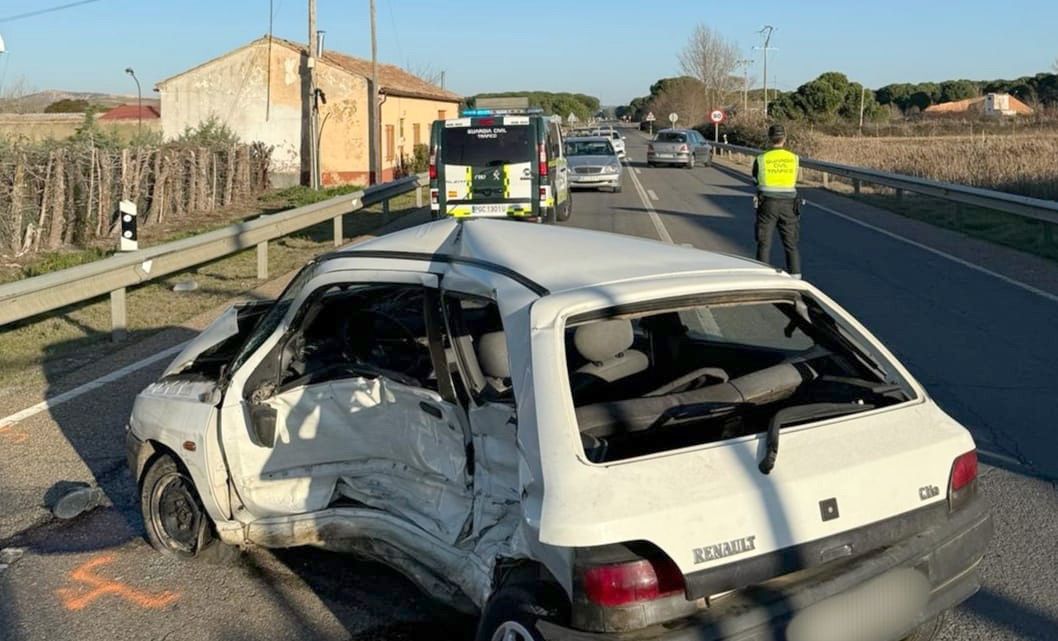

{"left": 1, "top": 129, "right": 1057, "bottom": 641}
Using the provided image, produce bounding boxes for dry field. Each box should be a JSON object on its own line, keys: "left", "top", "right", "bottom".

{"left": 806, "top": 133, "right": 1058, "bottom": 200}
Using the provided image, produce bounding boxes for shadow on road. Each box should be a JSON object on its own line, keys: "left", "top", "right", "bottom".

{"left": 964, "top": 587, "right": 1058, "bottom": 640}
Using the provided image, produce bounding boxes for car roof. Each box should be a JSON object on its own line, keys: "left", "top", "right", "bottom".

{"left": 565, "top": 136, "right": 612, "bottom": 142}
{"left": 331, "top": 219, "right": 776, "bottom": 296}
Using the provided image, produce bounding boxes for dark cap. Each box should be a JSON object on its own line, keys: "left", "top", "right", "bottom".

{"left": 768, "top": 124, "right": 786, "bottom": 139}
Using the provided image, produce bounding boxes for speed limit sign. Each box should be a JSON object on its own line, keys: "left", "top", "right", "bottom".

{"left": 710, "top": 110, "right": 725, "bottom": 124}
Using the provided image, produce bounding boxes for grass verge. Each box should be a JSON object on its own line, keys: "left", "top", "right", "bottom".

{"left": 0, "top": 190, "right": 421, "bottom": 390}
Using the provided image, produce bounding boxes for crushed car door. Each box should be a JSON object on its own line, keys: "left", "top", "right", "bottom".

{"left": 219, "top": 272, "right": 474, "bottom": 544}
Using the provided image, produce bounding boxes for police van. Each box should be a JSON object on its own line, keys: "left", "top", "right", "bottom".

{"left": 429, "top": 108, "right": 571, "bottom": 223}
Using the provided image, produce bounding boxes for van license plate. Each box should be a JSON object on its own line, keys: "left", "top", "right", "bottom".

{"left": 471, "top": 204, "right": 508, "bottom": 216}
{"left": 657, "top": 153, "right": 674, "bottom": 158}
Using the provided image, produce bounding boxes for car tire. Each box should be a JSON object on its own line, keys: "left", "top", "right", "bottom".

{"left": 475, "top": 584, "right": 568, "bottom": 641}
{"left": 613, "top": 184, "right": 622, "bottom": 193}
{"left": 140, "top": 453, "right": 228, "bottom": 561}
{"left": 557, "top": 196, "right": 572, "bottom": 222}
{"left": 900, "top": 613, "right": 947, "bottom": 641}
{"left": 647, "top": 162, "right": 656, "bottom": 168}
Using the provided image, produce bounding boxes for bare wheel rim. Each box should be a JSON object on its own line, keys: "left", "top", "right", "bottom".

{"left": 490, "top": 621, "right": 534, "bottom": 641}
{"left": 150, "top": 470, "right": 203, "bottom": 554}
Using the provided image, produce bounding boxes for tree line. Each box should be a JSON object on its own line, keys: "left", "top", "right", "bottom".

{"left": 875, "top": 74, "right": 1058, "bottom": 114}
{"left": 466, "top": 92, "right": 601, "bottom": 122}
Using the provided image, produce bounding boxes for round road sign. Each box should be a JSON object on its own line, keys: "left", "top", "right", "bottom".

{"left": 668, "top": 112, "right": 678, "bottom": 124}
{"left": 710, "top": 110, "right": 726, "bottom": 124}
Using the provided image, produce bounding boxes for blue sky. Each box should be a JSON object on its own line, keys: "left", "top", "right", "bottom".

{"left": 0, "top": 0, "right": 1055, "bottom": 105}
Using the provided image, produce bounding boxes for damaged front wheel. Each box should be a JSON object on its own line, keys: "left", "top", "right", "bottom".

{"left": 141, "top": 454, "right": 217, "bottom": 558}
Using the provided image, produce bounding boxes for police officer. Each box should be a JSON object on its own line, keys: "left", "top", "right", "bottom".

{"left": 752, "top": 124, "right": 801, "bottom": 277}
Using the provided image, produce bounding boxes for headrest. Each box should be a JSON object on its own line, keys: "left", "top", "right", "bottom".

{"left": 574, "top": 319, "right": 634, "bottom": 364}
{"left": 477, "top": 332, "right": 510, "bottom": 380}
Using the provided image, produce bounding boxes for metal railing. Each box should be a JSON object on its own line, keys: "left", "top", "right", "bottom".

{"left": 0, "top": 174, "right": 427, "bottom": 339}
{"left": 710, "top": 142, "right": 1058, "bottom": 226}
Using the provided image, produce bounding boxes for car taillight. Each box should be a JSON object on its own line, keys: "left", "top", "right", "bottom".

{"left": 428, "top": 147, "right": 437, "bottom": 180}
{"left": 678, "top": 144, "right": 689, "bottom": 153}
{"left": 581, "top": 558, "right": 684, "bottom": 607}
{"left": 430, "top": 189, "right": 438, "bottom": 205}
{"left": 538, "top": 142, "right": 548, "bottom": 177}
{"left": 948, "top": 450, "right": 978, "bottom": 511}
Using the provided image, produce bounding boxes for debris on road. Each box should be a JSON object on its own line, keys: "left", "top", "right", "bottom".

{"left": 48, "top": 482, "right": 108, "bottom": 520}
{"left": 0, "top": 546, "right": 25, "bottom": 572}
{"left": 172, "top": 280, "right": 199, "bottom": 292}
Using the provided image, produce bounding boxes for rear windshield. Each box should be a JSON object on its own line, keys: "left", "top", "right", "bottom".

{"left": 656, "top": 132, "right": 687, "bottom": 143}
{"left": 442, "top": 125, "right": 533, "bottom": 167}
{"left": 564, "top": 293, "right": 914, "bottom": 463}
{"left": 566, "top": 140, "right": 616, "bottom": 156}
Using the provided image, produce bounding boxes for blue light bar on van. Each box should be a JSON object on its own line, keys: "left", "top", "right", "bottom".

{"left": 461, "top": 108, "right": 545, "bottom": 116}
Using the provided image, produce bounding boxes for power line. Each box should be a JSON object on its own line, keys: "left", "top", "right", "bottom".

{"left": 0, "top": 0, "right": 106, "bottom": 24}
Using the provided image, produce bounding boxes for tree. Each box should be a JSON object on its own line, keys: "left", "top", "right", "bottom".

{"left": 939, "top": 79, "right": 978, "bottom": 103}
{"left": 44, "top": 98, "right": 92, "bottom": 113}
{"left": 648, "top": 77, "right": 710, "bottom": 126}
{"left": 677, "top": 24, "right": 740, "bottom": 111}
{"left": 0, "top": 76, "right": 35, "bottom": 113}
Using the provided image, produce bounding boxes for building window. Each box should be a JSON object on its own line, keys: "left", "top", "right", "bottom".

{"left": 386, "top": 125, "right": 395, "bottom": 162}
{"left": 438, "top": 109, "right": 447, "bottom": 120}
{"left": 413, "top": 123, "right": 421, "bottom": 146}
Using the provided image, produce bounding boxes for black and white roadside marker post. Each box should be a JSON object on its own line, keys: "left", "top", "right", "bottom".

{"left": 119, "top": 200, "right": 138, "bottom": 252}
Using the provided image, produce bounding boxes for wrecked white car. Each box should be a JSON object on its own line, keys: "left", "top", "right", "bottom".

{"left": 127, "top": 219, "right": 991, "bottom": 641}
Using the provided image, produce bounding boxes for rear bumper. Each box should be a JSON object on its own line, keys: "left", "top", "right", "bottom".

{"left": 647, "top": 152, "right": 691, "bottom": 165}
{"left": 539, "top": 498, "right": 992, "bottom": 641}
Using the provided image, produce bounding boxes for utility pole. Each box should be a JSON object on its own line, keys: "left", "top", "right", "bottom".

{"left": 369, "top": 0, "right": 381, "bottom": 185}
{"left": 858, "top": 85, "right": 867, "bottom": 133}
{"left": 735, "top": 58, "right": 753, "bottom": 115}
{"left": 307, "top": 0, "right": 319, "bottom": 189}
{"left": 755, "top": 26, "right": 777, "bottom": 119}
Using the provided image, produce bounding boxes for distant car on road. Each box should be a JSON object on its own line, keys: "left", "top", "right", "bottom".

{"left": 564, "top": 136, "right": 622, "bottom": 193}
{"left": 128, "top": 218, "right": 990, "bottom": 641}
{"left": 591, "top": 127, "right": 626, "bottom": 158}
{"left": 648, "top": 128, "right": 712, "bottom": 169}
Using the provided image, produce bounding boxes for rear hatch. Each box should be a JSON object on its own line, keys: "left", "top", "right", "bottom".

{"left": 438, "top": 116, "right": 535, "bottom": 217}
{"left": 534, "top": 287, "right": 978, "bottom": 597}
{"left": 650, "top": 130, "right": 690, "bottom": 159}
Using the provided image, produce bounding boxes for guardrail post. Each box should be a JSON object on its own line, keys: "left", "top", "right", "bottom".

{"left": 333, "top": 215, "right": 343, "bottom": 247}
{"left": 382, "top": 198, "right": 391, "bottom": 220}
{"left": 853, "top": 179, "right": 862, "bottom": 195}
{"left": 822, "top": 172, "right": 830, "bottom": 189}
{"left": 896, "top": 188, "right": 904, "bottom": 202}
{"left": 110, "top": 288, "right": 127, "bottom": 342}
{"left": 256, "top": 241, "right": 268, "bottom": 280}
{"left": 415, "top": 184, "right": 423, "bottom": 208}
{"left": 1042, "top": 221, "right": 1053, "bottom": 248}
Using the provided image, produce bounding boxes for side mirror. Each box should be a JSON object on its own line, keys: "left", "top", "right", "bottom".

{"left": 250, "top": 403, "right": 278, "bottom": 448}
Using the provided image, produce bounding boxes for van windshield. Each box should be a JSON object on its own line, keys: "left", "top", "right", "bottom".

{"left": 442, "top": 125, "right": 533, "bottom": 167}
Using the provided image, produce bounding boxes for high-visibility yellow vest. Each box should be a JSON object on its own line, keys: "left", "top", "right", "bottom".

{"left": 756, "top": 148, "right": 799, "bottom": 196}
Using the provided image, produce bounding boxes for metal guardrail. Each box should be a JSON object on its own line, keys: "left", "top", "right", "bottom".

{"left": 0, "top": 174, "right": 427, "bottom": 339}
{"left": 710, "top": 142, "right": 1058, "bottom": 226}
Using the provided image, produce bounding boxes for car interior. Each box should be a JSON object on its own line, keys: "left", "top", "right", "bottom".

{"left": 564, "top": 296, "right": 913, "bottom": 462}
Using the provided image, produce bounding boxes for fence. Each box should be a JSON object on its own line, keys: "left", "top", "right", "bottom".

{"left": 710, "top": 142, "right": 1058, "bottom": 226}
{"left": 0, "top": 142, "right": 272, "bottom": 257}
{"left": 0, "top": 174, "right": 426, "bottom": 340}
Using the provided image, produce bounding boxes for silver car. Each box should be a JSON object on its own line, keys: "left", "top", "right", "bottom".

{"left": 647, "top": 128, "right": 712, "bottom": 169}
{"left": 564, "top": 136, "right": 623, "bottom": 193}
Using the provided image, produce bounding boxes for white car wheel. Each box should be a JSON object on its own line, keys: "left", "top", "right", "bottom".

{"left": 490, "top": 622, "right": 536, "bottom": 641}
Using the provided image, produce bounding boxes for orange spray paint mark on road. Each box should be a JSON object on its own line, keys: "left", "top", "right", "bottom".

{"left": 0, "top": 424, "right": 28, "bottom": 444}
{"left": 56, "top": 554, "right": 180, "bottom": 611}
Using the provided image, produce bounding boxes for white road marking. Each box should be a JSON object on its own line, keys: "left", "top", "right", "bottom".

{"left": 0, "top": 342, "right": 188, "bottom": 429}
{"left": 634, "top": 168, "right": 642, "bottom": 175}
{"left": 808, "top": 201, "right": 1058, "bottom": 305}
{"left": 624, "top": 159, "right": 673, "bottom": 244}
{"left": 647, "top": 189, "right": 659, "bottom": 201}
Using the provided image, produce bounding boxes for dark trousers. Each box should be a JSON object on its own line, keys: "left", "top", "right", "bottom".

{"left": 755, "top": 196, "right": 801, "bottom": 275}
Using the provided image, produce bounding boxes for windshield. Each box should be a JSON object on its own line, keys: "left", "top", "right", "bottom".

{"left": 566, "top": 140, "right": 616, "bottom": 156}
{"left": 228, "top": 262, "right": 319, "bottom": 377}
{"left": 565, "top": 292, "right": 914, "bottom": 463}
{"left": 441, "top": 124, "right": 533, "bottom": 166}
{"left": 656, "top": 132, "right": 687, "bottom": 143}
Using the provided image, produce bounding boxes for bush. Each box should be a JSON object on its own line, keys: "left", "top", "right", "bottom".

{"left": 177, "top": 116, "right": 240, "bottom": 148}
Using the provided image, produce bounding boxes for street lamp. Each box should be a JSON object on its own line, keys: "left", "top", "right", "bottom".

{"left": 125, "top": 67, "right": 142, "bottom": 136}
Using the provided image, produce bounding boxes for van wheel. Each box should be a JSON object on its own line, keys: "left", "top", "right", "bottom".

{"left": 141, "top": 453, "right": 227, "bottom": 561}
{"left": 900, "top": 613, "right": 947, "bottom": 641}
{"left": 557, "top": 197, "right": 572, "bottom": 222}
{"left": 476, "top": 584, "right": 568, "bottom": 641}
